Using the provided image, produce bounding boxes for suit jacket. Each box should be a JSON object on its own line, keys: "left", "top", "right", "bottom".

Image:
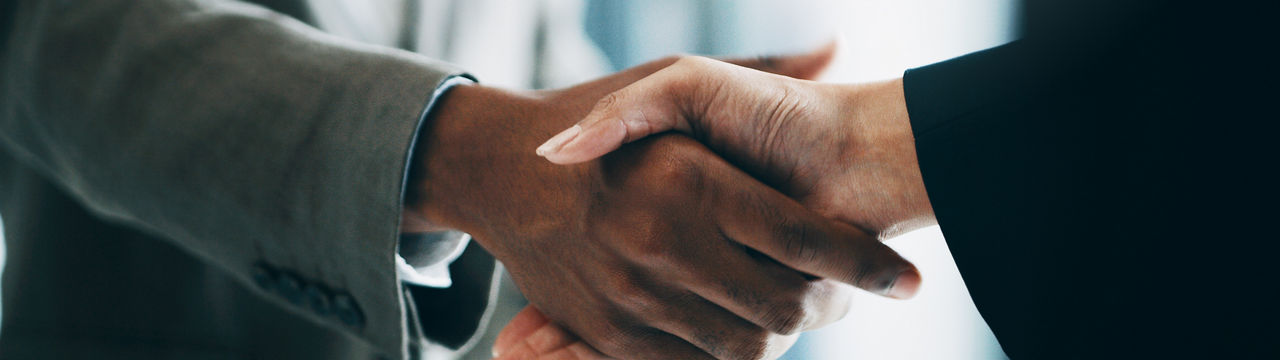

{"left": 904, "top": 1, "right": 1275, "bottom": 358}
{"left": 0, "top": 0, "right": 501, "bottom": 359}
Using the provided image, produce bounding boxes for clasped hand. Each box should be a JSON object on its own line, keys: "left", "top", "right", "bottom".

{"left": 403, "top": 45, "right": 931, "bottom": 360}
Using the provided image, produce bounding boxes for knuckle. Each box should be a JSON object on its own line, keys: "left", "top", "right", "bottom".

{"left": 726, "top": 328, "right": 774, "bottom": 360}
{"left": 760, "top": 294, "right": 809, "bottom": 335}
{"left": 765, "top": 84, "right": 805, "bottom": 128}
{"left": 651, "top": 150, "right": 705, "bottom": 194}
{"left": 594, "top": 91, "right": 624, "bottom": 113}
{"left": 719, "top": 279, "right": 768, "bottom": 311}
{"left": 587, "top": 210, "right": 677, "bottom": 267}
{"left": 594, "top": 322, "right": 641, "bottom": 355}
{"left": 608, "top": 275, "right": 654, "bottom": 314}
{"left": 628, "top": 139, "right": 708, "bottom": 199}
{"left": 621, "top": 292, "right": 662, "bottom": 318}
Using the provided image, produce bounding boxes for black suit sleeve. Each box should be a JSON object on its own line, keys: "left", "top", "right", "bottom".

{"left": 903, "top": 40, "right": 1104, "bottom": 359}
{"left": 898, "top": 2, "right": 1275, "bottom": 358}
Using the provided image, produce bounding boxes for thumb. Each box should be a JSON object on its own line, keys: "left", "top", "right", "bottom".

{"left": 536, "top": 57, "right": 727, "bottom": 164}
{"left": 535, "top": 42, "right": 839, "bottom": 164}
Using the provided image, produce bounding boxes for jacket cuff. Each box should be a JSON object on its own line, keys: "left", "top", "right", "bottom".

{"left": 395, "top": 76, "right": 476, "bottom": 289}
{"left": 903, "top": 41, "right": 1028, "bottom": 139}
{"left": 255, "top": 53, "right": 476, "bottom": 360}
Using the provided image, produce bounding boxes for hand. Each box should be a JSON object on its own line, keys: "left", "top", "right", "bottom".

{"left": 535, "top": 56, "right": 935, "bottom": 240}
{"left": 404, "top": 50, "right": 921, "bottom": 360}
{"left": 493, "top": 306, "right": 612, "bottom": 360}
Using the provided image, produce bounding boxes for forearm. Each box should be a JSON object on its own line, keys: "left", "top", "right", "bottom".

{"left": 1, "top": 0, "right": 456, "bottom": 251}
{"left": 0, "top": 0, "right": 465, "bottom": 354}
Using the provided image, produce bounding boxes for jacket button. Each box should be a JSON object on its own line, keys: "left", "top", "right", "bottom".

{"left": 277, "top": 273, "right": 306, "bottom": 305}
{"left": 251, "top": 264, "right": 276, "bottom": 291}
{"left": 304, "top": 284, "right": 332, "bottom": 317}
{"left": 332, "top": 293, "right": 365, "bottom": 329}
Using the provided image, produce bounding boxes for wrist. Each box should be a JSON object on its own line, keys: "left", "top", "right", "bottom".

{"left": 403, "top": 84, "right": 523, "bottom": 234}
{"left": 837, "top": 79, "right": 937, "bottom": 237}
{"left": 844, "top": 79, "right": 915, "bottom": 168}
{"left": 402, "top": 84, "right": 583, "bottom": 240}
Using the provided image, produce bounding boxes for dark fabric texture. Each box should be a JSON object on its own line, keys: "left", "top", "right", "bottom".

{"left": 0, "top": 0, "right": 495, "bottom": 358}
{"left": 0, "top": 162, "right": 379, "bottom": 359}
{"left": 904, "top": 1, "right": 1276, "bottom": 358}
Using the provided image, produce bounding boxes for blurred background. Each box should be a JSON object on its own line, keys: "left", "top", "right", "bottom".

{"left": 0, "top": 0, "right": 1016, "bottom": 358}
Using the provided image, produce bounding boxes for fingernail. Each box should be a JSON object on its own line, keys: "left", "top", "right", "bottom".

{"left": 886, "top": 270, "right": 922, "bottom": 299}
{"left": 536, "top": 124, "right": 582, "bottom": 157}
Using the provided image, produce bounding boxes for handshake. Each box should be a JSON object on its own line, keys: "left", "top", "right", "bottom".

{"left": 402, "top": 44, "right": 936, "bottom": 360}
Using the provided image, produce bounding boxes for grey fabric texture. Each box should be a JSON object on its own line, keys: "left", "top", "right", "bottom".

{"left": 0, "top": 0, "right": 494, "bottom": 359}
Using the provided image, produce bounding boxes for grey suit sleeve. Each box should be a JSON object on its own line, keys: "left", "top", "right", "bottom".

{"left": 0, "top": 0, "right": 480, "bottom": 358}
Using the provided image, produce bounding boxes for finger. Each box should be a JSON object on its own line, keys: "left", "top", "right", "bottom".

{"left": 561, "top": 342, "right": 614, "bottom": 360}
{"left": 720, "top": 39, "right": 839, "bottom": 81}
{"left": 598, "top": 328, "right": 718, "bottom": 360}
{"left": 709, "top": 158, "right": 922, "bottom": 299}
{"left": 692, "top": 267, "right": 856, "bottom": 335}
{"left": 494, "top": 318, "right": 582, "bottom": 359}
{"left": 536, "top": 56, "right": 723, "bottom": 164}
{"left": 674, "top": 231, "right": 855, "bottom": 334}
{"left": 494, "top": 306, "right": 553, "bottom": 357}
{"left": 536, "top": 41, "right": 838, "bottom": 164}
{"left": 643, "top": 291, "right": 800, "bottom": 360}
{"left": 501, "top": 341, "right": 613, "bottom": 360}
{"left": 499, "top": 305, "right": 712, "bottom": 360}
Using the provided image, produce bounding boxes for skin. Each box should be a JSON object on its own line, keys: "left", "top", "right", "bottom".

{"left": 502, "top": 56, "right": 934, "bottom": 359}
{"left": 495, "top": 306, "right": 614, "bottom": 360}
{"left": 402, "top": 51, "right": 921, "bottom": 360}
{"left": 538, "top": 56, "right": 934, "bottom": 239}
